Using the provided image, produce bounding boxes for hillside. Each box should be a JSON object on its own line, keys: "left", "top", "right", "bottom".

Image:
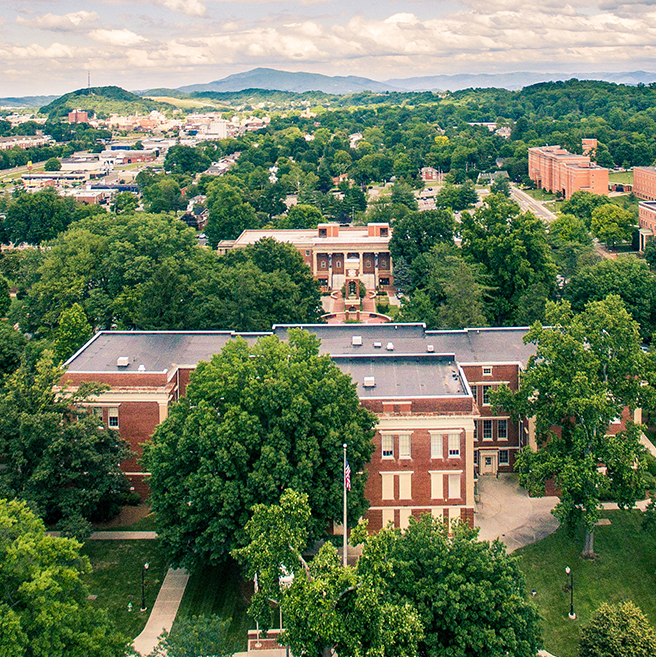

{"left": 39, "top": 86, "right": 173, "bottom": 119}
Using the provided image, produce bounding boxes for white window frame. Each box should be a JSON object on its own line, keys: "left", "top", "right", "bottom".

{"left": 483, "top": 420, "right": 492, "bottom": 441}
{"left": 430, "top": 433, "right": 443, "bottom": 459}
{"left": 499, "top": 449, "right": 509, "bottom": 465}
{"left": 108, "top": 407, "right": 119, "bottom": 429}
{"left": 498, "top": 419, "right": 508, "bottom": 440}
{"left": 448, "top": 433, "right": 460, "bottom": 458}
{"left": 381, "top": 434, "right": 394, "bottom": 459}
{"left": 398, "top": 473, "right": 412, "bottom": 500}
{"left": 381, "top": 473, "right": 395, "bottom": 500}
{"left": 448, "top": 473, "right": 461, "bottom": 499}
{"left": 430, "top": 472, "right": 444, "bottom": 499}
{"left": 382, "top": 508, "right": 395, "bottom": 527}
{"left": 398, "top": 434, "right": 411, "bottom": 459}
{"left": 399, "top": 508, "right": 412, "bottom": 530}
{"left": 482, "top": 385, "right": 492, "bottom": 405}
{"left": 483, "top": 366, "right": 492, "bottom": 376}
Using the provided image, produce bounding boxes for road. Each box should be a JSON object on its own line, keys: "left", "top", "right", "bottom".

{"left": 510, "top": 184, "right": 557, "bottom": 223}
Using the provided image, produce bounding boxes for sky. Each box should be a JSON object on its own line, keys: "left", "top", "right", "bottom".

{"left": 2, "top": 0, "right": 656, "bottom": 97}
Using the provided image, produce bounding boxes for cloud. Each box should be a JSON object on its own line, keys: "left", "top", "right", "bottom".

{"left": 88, "top": 29, "right": 147, "bottom": 46}
{"left": 157, "top": 0, "right": 207, "bottom": 16}
{"left": 16, "top": 10, "right": 100, "bottom": 32}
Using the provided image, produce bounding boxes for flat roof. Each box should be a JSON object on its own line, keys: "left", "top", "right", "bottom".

{"left": 66, "top": 324, "right": 535, "bottom": 377}
{"left": 231, "top": 228, "right": 391, "bottom": 249}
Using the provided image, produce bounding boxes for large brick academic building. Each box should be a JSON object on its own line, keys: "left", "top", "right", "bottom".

{"left": 62, "top": 324, "right": 536, "bottom": 531}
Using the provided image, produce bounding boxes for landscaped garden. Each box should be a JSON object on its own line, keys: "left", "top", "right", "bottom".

{"left": 515, "top": 509, "right": 656, "bottom": 657}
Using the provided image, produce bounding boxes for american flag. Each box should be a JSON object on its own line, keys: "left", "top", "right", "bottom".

{"left": 345, "top": 459, "right": 351, "bottom": 492}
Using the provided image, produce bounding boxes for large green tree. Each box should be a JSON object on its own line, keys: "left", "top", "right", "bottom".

{"left": 0, "top": 499, "right": 128, "bottom": 657}
{"left": 494, "top": 295, "right": 647, "bottom": 558}
{"left": 388, "top": 209, "right": 455, "bottom": 265}
{"left": 143, "top": 331, "right": 376, "bottom": 570}
{"left": 461, "top": 194, "right": 556, "bottom": 324}
{"left": 206, "top": 183, "right": 261, "bottom": 246}
{"left": 590, "top": 204, "right": 636, "bottom": 248}
{"left": 235, "top": 491, "right": 541, "bottom": 657}
{"left": 0, "top": 352, "right": 131, "bottom": 536}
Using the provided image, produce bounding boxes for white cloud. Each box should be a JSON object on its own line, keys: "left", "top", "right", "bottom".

{"left": 158, "top": 0, "right": 207, "bottom": 16}
{"left": 88, "top": 28, "right": 147, "bottom": 46}
{"left": 16, "top": 10, "right": 100, "bottom": 32}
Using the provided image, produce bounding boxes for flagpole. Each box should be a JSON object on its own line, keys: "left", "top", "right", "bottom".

{"left": 343, "top": 442, "right": 347, "bottom": 567}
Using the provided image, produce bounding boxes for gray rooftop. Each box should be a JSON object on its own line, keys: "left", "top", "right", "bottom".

{"left": 65, "top": 324, "right": 535, "bottom": 377}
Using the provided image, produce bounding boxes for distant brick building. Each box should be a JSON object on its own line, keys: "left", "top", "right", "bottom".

{"left": 218, "top": 223, "right": 393, "bottom": 291}
{"left": 61, "top": 324, "right": 539, "bottom": 530}
{"left": 528, "top": 142, "right": 608, "bottom": 199}
{"left": 638, "top": 200, "right": 656, "bottom": 251}
{"left": 633, "top": 167, "right": 656, "bottom": 201}
{"left": 68, "top": 110, "right": 90, "bottom": 124}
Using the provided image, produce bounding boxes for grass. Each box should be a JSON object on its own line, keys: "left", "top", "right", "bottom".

{"left": 81, "top": 540, "right": 169, "bottom": 641}
{"left": 524, "top": 188, "right": 557, "bottom": 201}
{"left": 174, "top": 558, "right": 251, "bottom": 651}
{"left": 609, "top": 170, "right": 634, "bottom": 184}
{"left": 608, "top": 193, "right": 639, "bottom": 214}
{"left": 515, "top": 510, "right": 656, "bottom": 657}
{"left": 121, "top": 514, "right": 157, "bottom": 531}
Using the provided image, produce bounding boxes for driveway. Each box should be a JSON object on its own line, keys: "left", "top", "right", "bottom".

{"left": 475, "top": 474, "right": 559, "bottom": 552}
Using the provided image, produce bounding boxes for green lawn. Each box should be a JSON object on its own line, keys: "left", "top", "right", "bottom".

{"left": 524, "top": 188, "right": 557, "bottom": 201}
{"left": 609, "top": 193, "right": 639, "bottom": 215}
{"left": 515, "top": 510, "right": 656, "bottom": 657}
{"left": 174, "top": 558, "right": 251, "bottom": 651}
{"left": 81, "top": 540, "right": 169, "bottom": 641}
{"left": 608, "top": 170, "right": 634, "bottom": 184}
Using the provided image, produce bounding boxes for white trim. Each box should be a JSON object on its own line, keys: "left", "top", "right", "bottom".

{"left": 428, "top": 469, "right": 463, "bottom": 474}
{"left": 368, "top": 504, "right": 472, "bottom": 511}
{"left": 125, "top": 472, "right": 151, "bottom": 476}
{"left": 379, "top": 470, "right": 415, "bottom": 475}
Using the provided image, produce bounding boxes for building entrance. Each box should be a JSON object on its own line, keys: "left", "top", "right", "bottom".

{"left": 480, "top": 452, "right": 498, "bottom": 476}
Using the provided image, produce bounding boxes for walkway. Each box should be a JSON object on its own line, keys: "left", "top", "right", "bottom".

{"left": 45, "top": 531, "right": 157, "bottom": 540}
{"left": 132, "top": 567, "right": 190, "bottom": 656}
{"left": 475, "top": 474, "right": 559, "bottom": 552}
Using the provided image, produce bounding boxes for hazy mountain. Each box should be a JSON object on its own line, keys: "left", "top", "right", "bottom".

{"left": 0, "top": 95, "right": 59, "bottom": 108}
{"left": 178, "top": 67, "right": 401, "bottom": 94}
{"left": 385, "top": 71, "right": 656, "bottom": 91}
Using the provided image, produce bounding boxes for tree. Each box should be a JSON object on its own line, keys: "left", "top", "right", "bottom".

{"left": 644, "top": 238, "right": 656, "bottom": 270}
{"left": 580, "top": 601, "right": 656, "bottom": 657}
{"left": 0, "top": 352, "right": 132, "bottom": 536}
{"left": 149, "top": 615, "right": 235, "bottom": 657}
{"left": 0, "top": 499, "right": 128, "bottom": 657}
{"left": 3, "top": 188, "right": 76, "bottom": 245}
{"left": 388, "top": 210, "right": 455, "bottom": 264}
{"left": 590, "top": 204, "right": 636, "bottom": 248}
{"left": 110, "top": 191, "right": 138, "bottom": 215}
{"left": 164, "top": 145, "right": 211, "bottom": 175}
{"left": 276, "top": 204, "right": 323, "bottom": 229}
{"left": 461, "top": 194, "right": 556, "bottom": 324}
{"left": 143, "top": 330, "right": 377, "bottom": 570}
{"left": 206, "top": 184, "right": 260, "bottom": 246}
{"left": 0, "top": 323, "right": 26, "bottom": 378}
{"left": 44, "top": 157, "right": 62, "bottom": 171}
{"left": 494, "top": 295, "right": 647, "bottom": 558}
{"left": 565, "top": 257, "right": 656, "bottom": 340}
{"left": 143, "top": 178, "right": 183, "bottom": 214}
{"left": 549, "top": 213, "right": 592, "bottom": 245}
{"left": 490, "top": 177, "right": 511, "bottom": 197}
{"left": 53, "top": 302, "right": 93, "bottom": 362}
{"left": 0, "top": 274, "right": 9, "bottom": 318}
{"left": 561, "top": 191, "right": 611, "bottom": 222}
{"left": 235, "top": 492, "right": 541, "bottom": 657}
{"left": 390, "top": 182, "right": 418, "bottom": 210}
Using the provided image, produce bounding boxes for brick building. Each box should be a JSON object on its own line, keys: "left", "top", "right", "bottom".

{"left": 217, "top": 223, "right": 393, "bottom": 291}
{"left": 62, "top": 323, "right": 536, "bottom": 531}
{"left": 638, "top": 200, "right": 656, "bottom": 251}
{"left": 633, "top": 167, "right": 656, "bottom": 202}
{"left": 528, "top": 143, "right": 608, "bottom": 199}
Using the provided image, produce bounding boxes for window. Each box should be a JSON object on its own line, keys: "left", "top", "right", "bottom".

{"left": 305, "top": 250, "right": 310, "bottom": 256}
{"left": 430, "top": 472, "right": 443, "bottom": 499}
{"left": 430, "top": 433, "right": 443, "bottom": 459}
{"left": 399, "top": 434, "right": 411, "bottom": 459}
{"left": 474, "top": 422, "right": 478, "bottom": 442}
{"left": 483, "top": 420, "right": 492, "bottom": 440}
{"left": 380, "top": 227, "right": 388, "bottom": 237}
{"left": 482, "top": 385, "right": 492, "bottom": 405}
{"left": 382, "top": 435, "right": 393, "bottom": 459}
{"left": 472, "top": 386, "right": 478, "bottom": 403}
{"left": 320, "top": 260, "right": 327, "bottom": 268}
{"left": 382, "top": 508, "right": 395, "bottom": 527}
{"left": 499, "top": 450, "right": 509, "bottom": 465}
{"left": 319, "top": 228, "right": 327, "bottom": 237}
{"left": 448, "top": 433, "right": 460, "bottom": 458}
{"left": 448, "top": 473, "right": 461, "bottom": 499}
{"left": 474, "top": 450, "right": 479, "bottom": 465}
{"left": 498, "top": 419, "right": 507, "bottom": 440}
{"left": 108, "top": 407, "right": 119, "bottom": 429}
{"left": 483, "top": 366, "right": 492, "bottom": 376}
{"left": 399, "top": 508, "right": 412, "bottom": 530}
{"left": 399, "top": 473, "right": 412, "bottom": 500}
{"left": 92, "top": 406, "right": 103, "bottom": 417}
{"left": 381, "top": 473, "right": 394, "bottom": 500}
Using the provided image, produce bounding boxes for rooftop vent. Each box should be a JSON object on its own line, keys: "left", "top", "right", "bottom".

{"left": 373, "top": 341, "right": 382, "bottom": 348}
{"left": 386, "top": 342, "right": 394, "bottom": 351}
{"left": 117, "top": 357, "right": 129, "bottom": 367}
{"left": 352, "top": 335, "right": 363, "bottom": 346}
{"left": 427, "top": 344, "right": 435, "bottom": 353}
{"left": 138, "top": 364, "right": 146, "bottom": 372}
{"left": 363, "top": 376, "right": 376, "bottom": 387}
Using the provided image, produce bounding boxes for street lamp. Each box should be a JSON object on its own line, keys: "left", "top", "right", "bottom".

{"left": 565, "top": 566, "right": 575, "bottom": 619}
{"left": 140, "top": 562, "right": 150, "bottom": 612}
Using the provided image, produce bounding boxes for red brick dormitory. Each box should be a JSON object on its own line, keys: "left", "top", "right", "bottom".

{"left": 62, "top": 323, "right": 539, "bottom": 530}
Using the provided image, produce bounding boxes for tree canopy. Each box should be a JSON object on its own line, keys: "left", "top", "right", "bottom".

{"left": 0, "top": 498, "right": 128, "bottom": 657}
{"left": 494, "top": 295, "right": 648, "bottom": 557}
{"left": 143, "top": 330, "right": 376, "bottom": 570}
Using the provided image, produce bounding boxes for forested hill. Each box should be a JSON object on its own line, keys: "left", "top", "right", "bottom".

{"left": 39, "top": 86, "right": 173, "bottom": 119}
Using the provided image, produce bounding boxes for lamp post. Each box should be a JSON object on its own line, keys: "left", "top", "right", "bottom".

{"left": 565, "top": 566, "right": 575, "bottom": 619}
{"left": 140, "top": 562, "right": 149, "bottom": 612}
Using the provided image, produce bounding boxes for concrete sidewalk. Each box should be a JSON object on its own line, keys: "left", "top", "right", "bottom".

{"left": 46, "top": 531, "right": 157, "bottom": 540}
{"left": 475, "top": 474, "right": 559, "bottom": 552}
{"left": 132, "top": 567, "right": 190, "bottom": 656}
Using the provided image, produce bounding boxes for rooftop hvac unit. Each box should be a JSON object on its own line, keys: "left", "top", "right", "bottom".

{"left": 427, "top": 344, "right": 435, "bottom": 352}
{"left": 373, "top": 341, "right": 382, "bottom": 348}
{"left": 352, "top": 335, "right": 363, "bottom": 346}
{"left": 117, "top": 356, "right": 130, "bottom": 367}
{"left": 363, "top": 376, "right": 376, "bottom": 387}
{"left": 386, "top": 342, "right": 394, "bottom": 351}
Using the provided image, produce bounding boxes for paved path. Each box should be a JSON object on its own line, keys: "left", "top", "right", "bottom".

{"left": 46, "top": 531, "right": 157, "bottom": 540}
{"left": 132, "top": 567, "right": 190, "bottom": 656}
{"left": 475, "top": 474, "right": 559, "bottom": 552}
{"left": 510, "top": 185, "right": 557, "bottom": 223}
